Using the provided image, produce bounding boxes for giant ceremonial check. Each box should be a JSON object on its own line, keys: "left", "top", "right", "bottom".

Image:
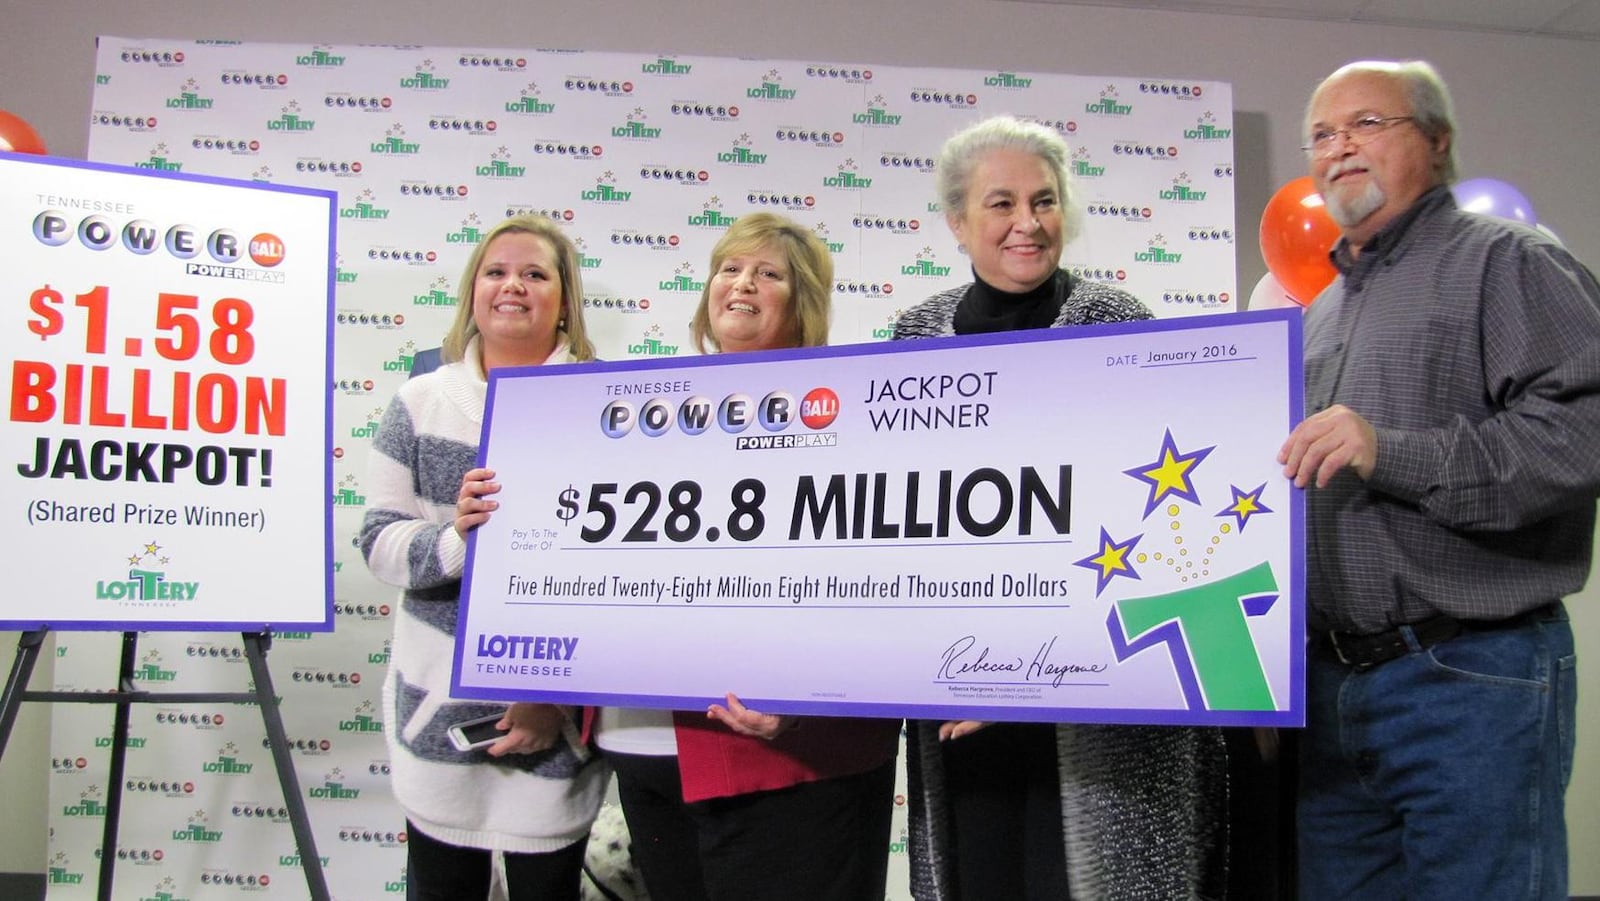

{"left": 0, "top": 151, "right": 335, "bottom": 631}
{"left": 455, "top": 309, "right": 1304, "bottom": 726}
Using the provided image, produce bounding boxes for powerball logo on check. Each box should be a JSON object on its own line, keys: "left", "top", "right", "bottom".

{"left": 601, "top": 385, "right": 839, "bottom": 450}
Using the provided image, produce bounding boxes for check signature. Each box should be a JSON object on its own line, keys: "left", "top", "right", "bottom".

{"left": 938, "top": 635, "right": 1107, "bottom": 688}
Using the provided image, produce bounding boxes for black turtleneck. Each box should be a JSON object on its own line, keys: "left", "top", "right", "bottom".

{"left": 951, "top": 269, "right": 1070, "bottom": 335}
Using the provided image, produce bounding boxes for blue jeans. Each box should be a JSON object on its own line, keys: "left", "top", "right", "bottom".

{"left": 1298, "top": 604, "right": 1577, "bottom": 901}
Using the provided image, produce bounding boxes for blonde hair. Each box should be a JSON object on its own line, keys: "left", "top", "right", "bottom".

{"left": 689, "top": 212, "right": 833, "bottom": 353}
{"left": 440, "top": 215, "right": 596, "bottom": 364}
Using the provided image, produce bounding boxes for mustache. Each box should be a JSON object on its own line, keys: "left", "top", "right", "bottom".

{"left": 1325, "top": 159, "right": 1367, "bottom": 179}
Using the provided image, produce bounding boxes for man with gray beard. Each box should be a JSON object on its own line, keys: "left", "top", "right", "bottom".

{"left": 1278, "top": 60, "right": 1600, "bottom": 901}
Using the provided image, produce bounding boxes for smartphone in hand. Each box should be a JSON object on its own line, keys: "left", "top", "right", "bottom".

{"left": 447, "top": 712, "right": 506, "bottom": 751}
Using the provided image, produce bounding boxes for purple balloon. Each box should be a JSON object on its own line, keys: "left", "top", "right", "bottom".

{"left": 1452, "top": 177, "right": 1537, "bottom": 226}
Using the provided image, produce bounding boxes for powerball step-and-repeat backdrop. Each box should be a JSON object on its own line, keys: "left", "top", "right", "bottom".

{"left": 39, "top": 35, "right": 1235, "bottom": 899}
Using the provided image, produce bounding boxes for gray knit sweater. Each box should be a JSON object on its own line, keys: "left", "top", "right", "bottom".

{"left": 892, "top": 273, "right": 1229, "bottom": 901}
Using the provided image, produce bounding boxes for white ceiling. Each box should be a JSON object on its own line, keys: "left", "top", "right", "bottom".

{"left": 1021, "top": 0, "right": 1600, "bottom": 41}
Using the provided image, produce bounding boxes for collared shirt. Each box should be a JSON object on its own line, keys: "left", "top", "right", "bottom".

{"left": 1303, "top": 185, "right": 1600, "bottom": 634}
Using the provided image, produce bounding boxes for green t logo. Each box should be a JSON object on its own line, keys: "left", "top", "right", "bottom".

{"left": 1109, "top": 561, "right": 1279, "bottom": 711}
{"left": 130, "top": 568, "right": 165, "bottom": 599}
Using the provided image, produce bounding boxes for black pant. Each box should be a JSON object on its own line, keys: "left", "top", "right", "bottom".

{"left": 942, "top": 722, "right": 1071, "bottom": 901}
{"left": 405, "top": 820, "right": 586, "bottom": 901}
{"left": 607, "top": 751, "right": 896, "bottom": 901}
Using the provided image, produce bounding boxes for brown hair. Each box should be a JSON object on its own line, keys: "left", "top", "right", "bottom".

{"left": 689, "top": 212, "right": 833, "bottom": 353}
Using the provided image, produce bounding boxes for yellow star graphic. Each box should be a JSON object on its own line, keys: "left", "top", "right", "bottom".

{"left": 145, "top": 541, "right": 162, "bottom": 555}
{"left": 1216, "top": 483, "right": 1274, "bottom": 532}
{"left": 1125, "top": 430, "right": 1214, "bottom": 519}
{"left": 1075, "top": 527, "right": 1144, "bottom": 596}
{"left": 1139, "top": 449, "right": 1198, "bottom": 501}
{"left": 1090, "top": 541, "right": 1133, "bottom": 576}
{"left": 1228, "top": 495, "right": 1260, "bottom": 517}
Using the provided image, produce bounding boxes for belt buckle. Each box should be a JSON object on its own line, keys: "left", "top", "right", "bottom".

{"left": 1327, "top": 631, "right": 1375, "bottom": 669}
{"left": 1328, "top": 631, "right": 1355, "bottom": 666}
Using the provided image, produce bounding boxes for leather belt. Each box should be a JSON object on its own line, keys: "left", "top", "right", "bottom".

{"left": 1322, "top": 604, "right": 1555, "bottom": 670}
{"left": 1325, "top": 616, "right": 1462, "bottom": 669}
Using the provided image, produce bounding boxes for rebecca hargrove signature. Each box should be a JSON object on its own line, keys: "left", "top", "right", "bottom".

{"left": 938, "top": 635, "right": 1108, "bottom": 688}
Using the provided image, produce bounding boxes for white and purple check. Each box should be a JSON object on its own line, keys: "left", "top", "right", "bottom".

{"left": 452, "top": 308, "right": 1305, "bottom": 726}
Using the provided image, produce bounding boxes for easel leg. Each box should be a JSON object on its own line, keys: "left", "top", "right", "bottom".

{"left": 243, "top": 632, "right": 331, "bottom": 901}
{"left": 97, "top": 632, "right": 139, "bottom": 901}
{"left": 0, "top": 629, "right": 48, "bottom": 756}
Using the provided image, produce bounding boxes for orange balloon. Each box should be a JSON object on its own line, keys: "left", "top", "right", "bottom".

{"left": 0, "top": 109, "right": 47, "bottom": 154}
{"left": 1259, "top": 176, "right": 1340, "bottom": 305}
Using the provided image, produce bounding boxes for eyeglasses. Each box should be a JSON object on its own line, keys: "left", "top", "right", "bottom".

{"left": 1301, "top": 115, "right": 1415, "bottom": 157}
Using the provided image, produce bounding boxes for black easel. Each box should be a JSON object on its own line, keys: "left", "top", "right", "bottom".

{"left": 0, "top": 628, "right": 330, "bottom": 901}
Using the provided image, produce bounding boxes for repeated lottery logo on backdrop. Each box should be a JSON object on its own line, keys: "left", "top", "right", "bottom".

{"left": 72, "top": 36, "right": 1236, "bottom": 901}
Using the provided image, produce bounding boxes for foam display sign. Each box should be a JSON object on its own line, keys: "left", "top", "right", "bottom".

{"left": 1, "top": 151, "right": 335, "bottom": 631}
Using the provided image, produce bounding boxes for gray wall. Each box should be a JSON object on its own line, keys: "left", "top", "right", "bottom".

{"left": 3, "top": 0, "right": 1597, "bottom": 893}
